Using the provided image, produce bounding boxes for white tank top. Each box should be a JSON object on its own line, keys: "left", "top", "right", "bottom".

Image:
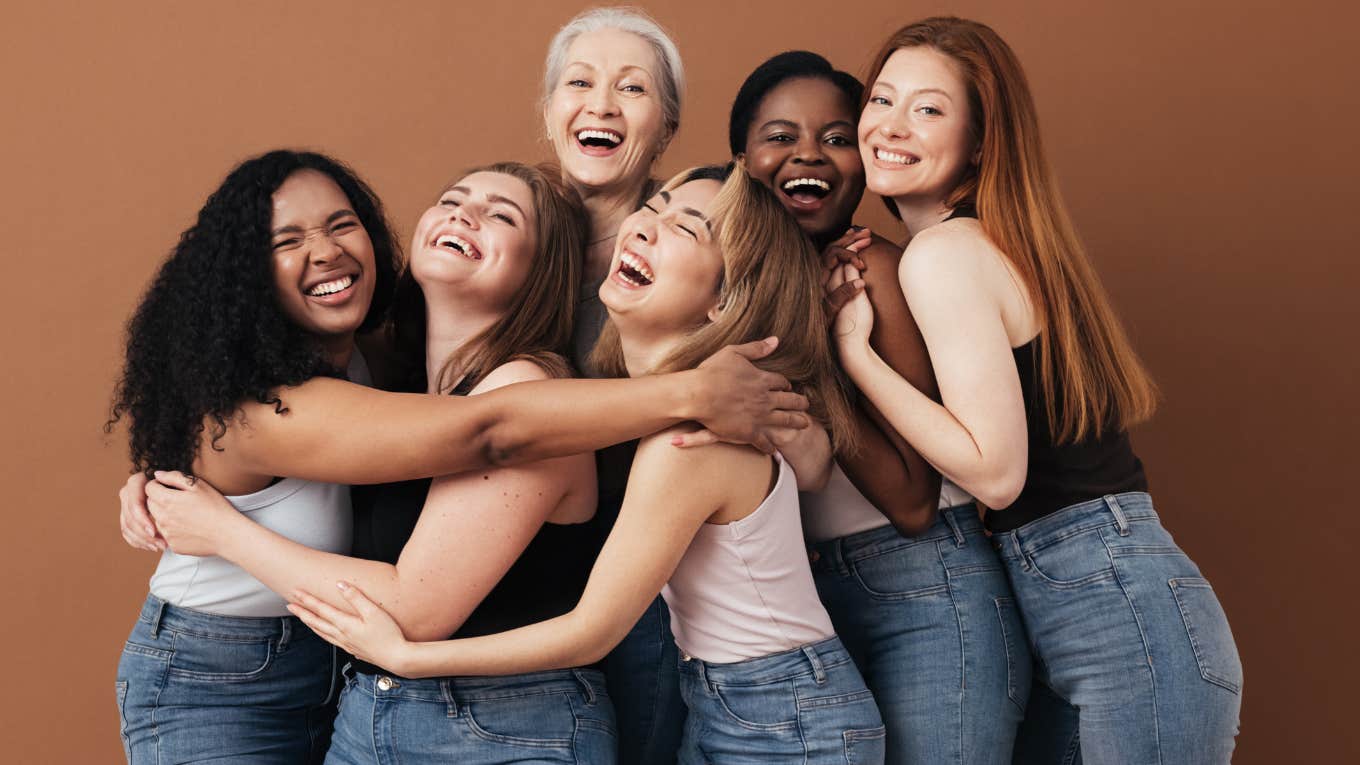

{"left": 662, "top": 455, "right": 836, "bottom": 663}
{"left": 147, "top": 353, "right": 370, "bottom": 617}
{"left": 801, "top": 463, "right": 974, "bottom": 543}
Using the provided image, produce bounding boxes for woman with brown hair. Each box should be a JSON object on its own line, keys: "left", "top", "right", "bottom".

{"left": 285, "top": 166, "right": 889, "bottom": 765}
{"left": 827, "top": 16, "right": 1242, "bottom": 763}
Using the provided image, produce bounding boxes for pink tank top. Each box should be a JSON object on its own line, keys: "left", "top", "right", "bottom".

{"left": 662, "top": 455, "right": 836, "bottom": 663}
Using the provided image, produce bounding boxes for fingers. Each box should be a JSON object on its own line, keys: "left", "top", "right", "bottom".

{"left": 336, "top": 581, "right": 379, "bottom": 619}
{"left": 823, "top": 279, "right": 866, "bottom": 319}
{"left": 769, "top": 391, "right": 810, "bottom": 413}
{"left": 671, "top": 429, "right": 720, "bottom": 448}
{"left": 119, "top": 473, "right": 163, "bottom": 552}
{"left": 750, "top": 432, "right": 776, "bottom": 455}
{"left": 152, "top": 470, "right": 196, "bottom": 491}
{"left": 726, "top": 336, "right": 779, "bottom": 361}
{"left": 286, "top": 604, "right": 346, "bottom": 648}
{"left": 765, "top": 427, "right": 802, "bottom": 447}
{"left": 757, "top": 369, "right": 793, "bottom": 393}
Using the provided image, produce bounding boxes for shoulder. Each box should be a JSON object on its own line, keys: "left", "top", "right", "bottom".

{"left": 899, "top": 219, "right": 999, "bottom": 293}
{"left": 632, "top": 428, "right": 766, "bottom": 494}
{"left": 470, "top": 358, "right": 555, "bottom": 395}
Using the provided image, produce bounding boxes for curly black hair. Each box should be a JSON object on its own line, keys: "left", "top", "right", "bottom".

{"left": 728, "top": 50, "right": 864, "bottom": 156}
{"left": 108, "top": 150, "right": 401, "bottom": 474}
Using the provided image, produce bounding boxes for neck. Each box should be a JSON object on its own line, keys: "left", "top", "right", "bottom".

{"left": 319, "top": 334, "right": 355, "bottom": 373}
{"left": 891, "top": 195, "right": 954, "bottom": 239}
{"left": 615, "top": 318, "right": 685, "bottom": 379}
{"left": 573, "top": 177, "right": 650, "bottom": 286}
{"left": 422, "top": 294, "right": 498, "bottom": 394}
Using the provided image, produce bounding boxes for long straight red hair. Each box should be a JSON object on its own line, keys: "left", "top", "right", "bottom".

{"left": 864, "top": 16, "right": 1158, "bottom": 442}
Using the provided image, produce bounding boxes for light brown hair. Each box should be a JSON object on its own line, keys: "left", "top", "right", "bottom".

{"left": 392, "top": 162, "right": 586, "bottom": 392}
{"left": 592, "top": 164, "right": 857, "bottom": 454}
{"left": 864, "top": 16, "right": 1158, "bottom": 442}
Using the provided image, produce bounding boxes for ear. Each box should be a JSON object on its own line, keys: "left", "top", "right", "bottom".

{"left": 706, "top": 301, "right": 723, "bottom": 323}
{"left": 655, "top": 123, "right": 677, "bottom": 159}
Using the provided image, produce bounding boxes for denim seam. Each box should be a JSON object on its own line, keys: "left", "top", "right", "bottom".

{"left": 115, "top": 681, "right": 130, "bottom": 761}
{"left": 461, "top": 691, "right": 576, "bottom": 748}
{"left": 944, "top": 540, "right": 967, "bottom": 765}
{"left": 1110, "top": 546, "right": 1183, "bottom": 557}
{"left": 1168, "top": 578, "right": 1242, "bottom": 694}
{"left": 123, "top": 641, "right": 173, "bottom": 661}
{"left": 1105, "top": 528, "right": 1165, "bottom": 764}
{"left": 1019, "top": 542, "right": 1119, "bottom": 589}
{"left": 712, "top": 684, "right": 800, "bottom": 731}
{"left": 794, "top": 688, "right": 875, "bottom": 710}
{"left": 165, "top": 631, "right": 276, "bottom": 682}
{"left": 155, "top": 626, "right": 287, "bottom": 642}
{"left": 705, "top": 655, "right": 853, "bottom": 687}
{"left": 993, "top": 597, "right": 1027, "bottom": 713}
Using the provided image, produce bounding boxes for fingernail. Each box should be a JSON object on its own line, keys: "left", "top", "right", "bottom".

{"left": 765, "top": 336, "right": 779, "bottom": 348}
{"left": 336, "top": 581, "right": 349, "bottom": 591}
{"left": 671, "top": 436, "right": 684, "bottom": 446}
{"left": 854, "top": 279, "right": 865, "bottom": 288}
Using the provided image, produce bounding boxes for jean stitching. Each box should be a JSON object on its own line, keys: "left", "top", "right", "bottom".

{"left": 461, "top": 691, "right": 576, "bottom": 748}
{"left": 713, "top": 683, "right": 800, "bottom": 731}
{"left": 1105, "top": 529, "right": 1165, "bottom": 764}
{"left": 1168, "top": 578, "right": 1242, "bottom": 693}
{"left": 993, "top": 597, "right": 1027, "bottom": 713}
{"left": 165, "top": 630, "right": 276, "bottom": 682}
{"left": 943, "top": 539, "right": 967, "bottom": 765}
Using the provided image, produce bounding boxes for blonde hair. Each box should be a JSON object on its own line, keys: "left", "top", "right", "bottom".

{"left": 864, "top": 17, "right": 1158, "bottom": 442}
{"left": 591, "top": 164, "right": 857, "bottom": 454}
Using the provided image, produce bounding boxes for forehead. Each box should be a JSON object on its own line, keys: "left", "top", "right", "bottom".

{"left": 272, "top": 170, "right": 351, "bottom": 223}
{"left": 754, "top": 77, "right": 856, "bottom": 127}
{"left": 658, "top": 178, "right": 721, "bottom": 210}
{"left": 565, "top": 28, "right": 659, "bottom": 75}
{"left": 876, "top": 46, "right": 966, "bottom": 93}
{"left": 449, "top": 171, "right": 533, "bottom": 205}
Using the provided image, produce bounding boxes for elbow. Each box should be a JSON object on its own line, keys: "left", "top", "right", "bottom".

{"left": 797, "top": 464, "right": 832, "bottom": 493}
{"left": 972, "top": 470, "right": 1025, "bottom": 512}
{"left": 884, "top": 496, "right": 939, "bottom": 538}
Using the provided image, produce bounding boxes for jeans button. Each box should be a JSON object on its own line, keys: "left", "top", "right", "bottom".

{"left": 376, "top": 676, "right": 398, "bottom": 691}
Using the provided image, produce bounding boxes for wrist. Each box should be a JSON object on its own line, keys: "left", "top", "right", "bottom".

{"left": 670, "top": 369, "right": 704, "bottom": 422}
{"left": 397, "top": 641, "right": 431, "bottom": 679}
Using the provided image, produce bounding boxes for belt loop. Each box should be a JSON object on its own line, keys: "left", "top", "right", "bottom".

{"left": 441, "top": 679, "right": 459, "bottom": 718}
{"left": 698, "top": 661, "right": 716, "bottom": 694}
{"left": 149, "top": 599, "right": 167, "bottom": 639}
{"left": 802, "top": 645, "right": 828, "bottom": 684}
{"left": 942, "top": 508, "right": 966, "bottom": 548}
{"left": 572, "top": 669, "right": 597, "bottom": 705}
{"left": 276, "top": 617, "right": 292, "bottom": 652}
{"left": 1105, "top": 494, "right": 1131, "bottom": 536}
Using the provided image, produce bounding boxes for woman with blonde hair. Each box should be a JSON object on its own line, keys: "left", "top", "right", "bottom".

{"left": 289, "top": 166, "right": 889, "bottom": 765}
{"left": 828, "top": 16, "right": 1241, "bottom": 762}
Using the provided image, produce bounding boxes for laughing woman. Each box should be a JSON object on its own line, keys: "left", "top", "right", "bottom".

{"left": 288, "top": 166, "right": 889, "bottom": 765}
{"left": 111, "top": 151, "right": 806, "bottom": 764}
{"left": 730, "top": 50, "right": 1028, "bottom": 763}
{"left": 828, "top": 17, "right": 1242, "bottom": 763}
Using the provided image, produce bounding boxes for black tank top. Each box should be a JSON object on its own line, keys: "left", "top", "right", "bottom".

{"left": 944, "top": 203, "right": 1148, "bottom": 532}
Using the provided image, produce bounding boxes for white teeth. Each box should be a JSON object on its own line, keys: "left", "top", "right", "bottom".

{"left": 781, "top": 178, "right": 831, "bottom": 192}
{"left": 576, "top": 129, "right": 623, "bottom": 146}
{"left": 875, "top": 148, "right": 919, "bottom": 165}
{"left": 307, "top": 274, "right": 354, "bottom": 297}
{"left": 619, "top": 251, "right": 654, "bottom": 284}
{"left": 435, "top": 234, "right": 480, "bottom": 259}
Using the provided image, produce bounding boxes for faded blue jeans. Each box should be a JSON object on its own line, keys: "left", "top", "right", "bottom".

{"left": 810, "top": 505, "right": 1029, "bottom": 763}
{"left": 115, "top": 595, "right": 339, "bottom": 764}
{"left": 677, "top": 636, "right": 885, "bottom": 764}
{"left": 604, "top": 596, "right": 685, "bottom": 764}
{"left": 994, "top": 492, "right": 1242, "bottom": 764}
{"left": 325, "top": 665, "right": 616, "bottom": 764}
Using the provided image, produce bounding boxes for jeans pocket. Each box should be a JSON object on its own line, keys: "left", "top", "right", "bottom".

{"left": 713, "top": 680, "right": 800, "bottom": 730}
{"left": 843, "top": 725, "right": 886, "bottom": 765}
{"left": 994, "top": 597, "right": 1032, "bottom": 714}
{"left": 850, "top": 544, "right": 949, "bottom": 601}
{"left": 1169, "top": 578, "right": 1243, "bottom": 694}
{"left": 464, "top": 691, "right": 576, "bottom": 748}
{"left": 1023, "top": 529, "right": 1117, "bottom": 587}
{"left": 115, "top": 681, "right": 130, "bottom": 761}
{"left": 166, "top": 631, "right": 274, "bottom": 682}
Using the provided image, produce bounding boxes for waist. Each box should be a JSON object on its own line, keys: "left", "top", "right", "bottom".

{"left": 677, "top": 635, "right": 852, "bottom": 681}
{"left": 133, "top": 594, "right": 312, "bottom": 639}
{"left": 345, "top": 662, "right": 607, "bottom": 700}
{"left": 807, "top": 503, "right": 984, "bottom": 570}
{"left": 989, "top": 491, "right": 1159, "bottom": 557}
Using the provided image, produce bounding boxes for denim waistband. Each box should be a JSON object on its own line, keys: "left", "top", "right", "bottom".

{"left": 677, "top": 636, "right": 851, "bottom": 686}
{"left": 808, "top": 504, "right": 983, "bottom": 575}
{"left": 345, "top": 663, "right": 607, "bottom": 704}
{"left": 136, "top": 594, "right": 307, "bottom": 641}
{"left": 990, "top": 492, "right": 1158, "bottom": 560}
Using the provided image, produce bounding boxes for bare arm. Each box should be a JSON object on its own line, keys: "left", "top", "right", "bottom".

{"left": 288, "top": 433, "right": 761, "bottom": 678}
{"left": 146, "top": 361, "right": 597, "bottom": 642}
{"left": 835, "top": 237, "right": 942, "bottom": 535}
{"left": 831, "top": 228, "right": 1029, "bottom": 509}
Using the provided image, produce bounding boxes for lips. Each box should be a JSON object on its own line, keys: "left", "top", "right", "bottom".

{"left": 303, "top": 271, "right": 360, "bottom": 304}
{"left": 432, "top": 231, "right": 482, "bottom": 261}
{"left": 575, "top": 127, "right": 624, "bottom": 157}
{"left": 615, "top": 249, "right": 654, "bottom": 287}
{"left": 873, "top": 147, "right": 921, "bottom": 166}
{"left": 777, "top": 176, "right": 835, "bottom": 212}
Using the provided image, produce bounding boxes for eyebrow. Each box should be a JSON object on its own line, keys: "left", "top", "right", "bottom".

{"left": 272, "top": 209, "right": 356, "bottom": 236}
{"left": 653, "top": 190, "right": 712, "bottom": 231}
{"left": 565, "top": 61, "right": 654, "bottom": 77}
{"left": 447, "top": 186, "right": 526, "bottom": 218}
{"left": 875, "top": 82, "right": 955, "bottom": 101}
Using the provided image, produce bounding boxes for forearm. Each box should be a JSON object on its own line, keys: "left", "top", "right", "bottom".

{"left": 399, "top": 609, "right": 625, "bottom": 679}
{"left": 838, "top": 400, "right": 941, "bottom": 535}
{"left": 780, "top": 423, "right": 832, "bottom": 491}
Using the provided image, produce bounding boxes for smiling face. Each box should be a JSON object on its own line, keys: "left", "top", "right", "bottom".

{"left": 269, "top": 169, "right": 377, "bottom": 344}
{"left": 410, "top": 171, "right": 537, "bottom": 314}
{"left": 599, "top": 178, "right": 724, "bottom": 340}
{"left": 544, "top": 28, "right": 671, "bottom": 194}
{"left": 740, "top": 77, "right": 865, "bottom": 239}
{"left": 859, "top": 46, "right": 976, "bottom": 205}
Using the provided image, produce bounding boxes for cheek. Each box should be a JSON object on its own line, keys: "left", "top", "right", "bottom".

{"left": 743, "top": 148, "right": 783, "bottom": 185}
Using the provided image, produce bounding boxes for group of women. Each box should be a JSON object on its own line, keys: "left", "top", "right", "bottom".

{"left": 111, "top": 8, "right": 1243, "bottom": 765}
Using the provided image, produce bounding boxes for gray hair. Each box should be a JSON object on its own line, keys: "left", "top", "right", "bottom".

{"left": 542, "top": 6, "right": 685, "bottom": 135}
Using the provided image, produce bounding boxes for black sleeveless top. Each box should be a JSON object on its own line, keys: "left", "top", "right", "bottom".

{"left": 348, "top": 379, "right": 602, "bottom": 676}
{"left": 944, "top": 204, "right": 1148, "bottom": 532}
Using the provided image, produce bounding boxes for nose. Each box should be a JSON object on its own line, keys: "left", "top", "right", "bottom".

{"left": 585, "top": 85, "right": 619, "bottom": 119}
{"left": 792, "top": 135, "right": 827, "bottom": 165}
{"left": 309, "top": 230, "right": 343, "bottom": 265}
{"left": 449, "top": 202, "right": 480, "bottom": 230}
{"left": 878, "top": 107, "right": 911, "bottom": 140}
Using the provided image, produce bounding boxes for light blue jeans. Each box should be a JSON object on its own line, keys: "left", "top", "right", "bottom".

{"left": 115, "top": 595, "right": 339, "bottom": 764}
{"left": 324, "top": 665, "right": 616, "bottom": 764}
{"left": 994, "top": 492, "right": 1242, "bottom": 764}
{"left": 676, "top": 636, "right": 886, "bottom": 764}
{"left": 810, "top": 506, "right": 1029, "bottom": 763}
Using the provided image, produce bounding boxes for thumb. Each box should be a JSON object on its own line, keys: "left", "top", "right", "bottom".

{"left": 727, "top": 336, "right": 779, "bottom": 361}
{"left": 336, "top": 581, "right": 377, "bottom": 618}
{"left": 152, "top": 470, "right": 196, "bottom": 491}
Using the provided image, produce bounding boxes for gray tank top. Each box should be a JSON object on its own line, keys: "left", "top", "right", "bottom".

{"left": 147, "top": 353, "right": 370, "bottom": 617}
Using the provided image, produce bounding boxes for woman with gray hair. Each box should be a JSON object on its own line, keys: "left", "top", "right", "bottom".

{"left": 540, "top": 7, "right": 689, "bottom": 763}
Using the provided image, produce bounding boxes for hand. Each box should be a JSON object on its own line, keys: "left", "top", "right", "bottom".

{"left": 145, "top": 470, "right": 239, "bottom": 557}
{"left": 827, "top": 263, "right": 874, "bottom": 350}
{"left": 681, "top": 337, "right": 810, "bottom": 452}
{"left": 821, "top": 227, "right": 870, "bottom": 321}
{"left": 288, "top": 582, "right": 416, "bottom": 675}
{"left": 119, "top": 472, "right": 165, "bottom": 552}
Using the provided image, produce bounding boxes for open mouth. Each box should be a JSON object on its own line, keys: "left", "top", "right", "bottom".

{"left": 780, "top": 177, "right": 833, "bottom": 207}
{"left": 616, "top": 250, "right": 654, "bottom": 286}
{"left": 576, "top": 128, "right": 624, "bottom": 154}
{"left": 875, "top": 148, "right": 921, "bottom": 166}
{"left": 307, "top": 273, "right": 357, "bottom": 298}
{"left": 435, "top": 233, "right": 482, "bottom": 261}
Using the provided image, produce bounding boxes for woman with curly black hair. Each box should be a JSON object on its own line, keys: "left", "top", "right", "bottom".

{"left": 110, "top": 149, "right": 809, "bottom": 764}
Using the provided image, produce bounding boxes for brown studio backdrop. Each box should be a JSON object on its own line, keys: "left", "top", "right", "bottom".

{"left": 2, "top": 0, "right": 1355, "bottom": 760}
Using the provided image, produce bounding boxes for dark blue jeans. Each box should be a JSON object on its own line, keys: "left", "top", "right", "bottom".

{"left": 810, "top": 506, "right": 1029, "bottom": 763}
{"left": 603, "top": 596, "right": 685, "bottom": 764}
{"left": 994, "top": 493, "right": 1242, "bottom": 764}
{"left": 115, "top": 595, "right": 338, "bottom": 764}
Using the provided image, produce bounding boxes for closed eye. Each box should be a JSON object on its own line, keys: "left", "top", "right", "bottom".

{"left": 675, "top": 224, "right": 697, "bottom": 239}
{"left": 492, "top": 213, "right": 515, "bottom": 225}
{"left": 439, "top": 198, "right": 460, "bottom": 208}
{"left": 273, "top": 238, "right": 301, "bottom": 250}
